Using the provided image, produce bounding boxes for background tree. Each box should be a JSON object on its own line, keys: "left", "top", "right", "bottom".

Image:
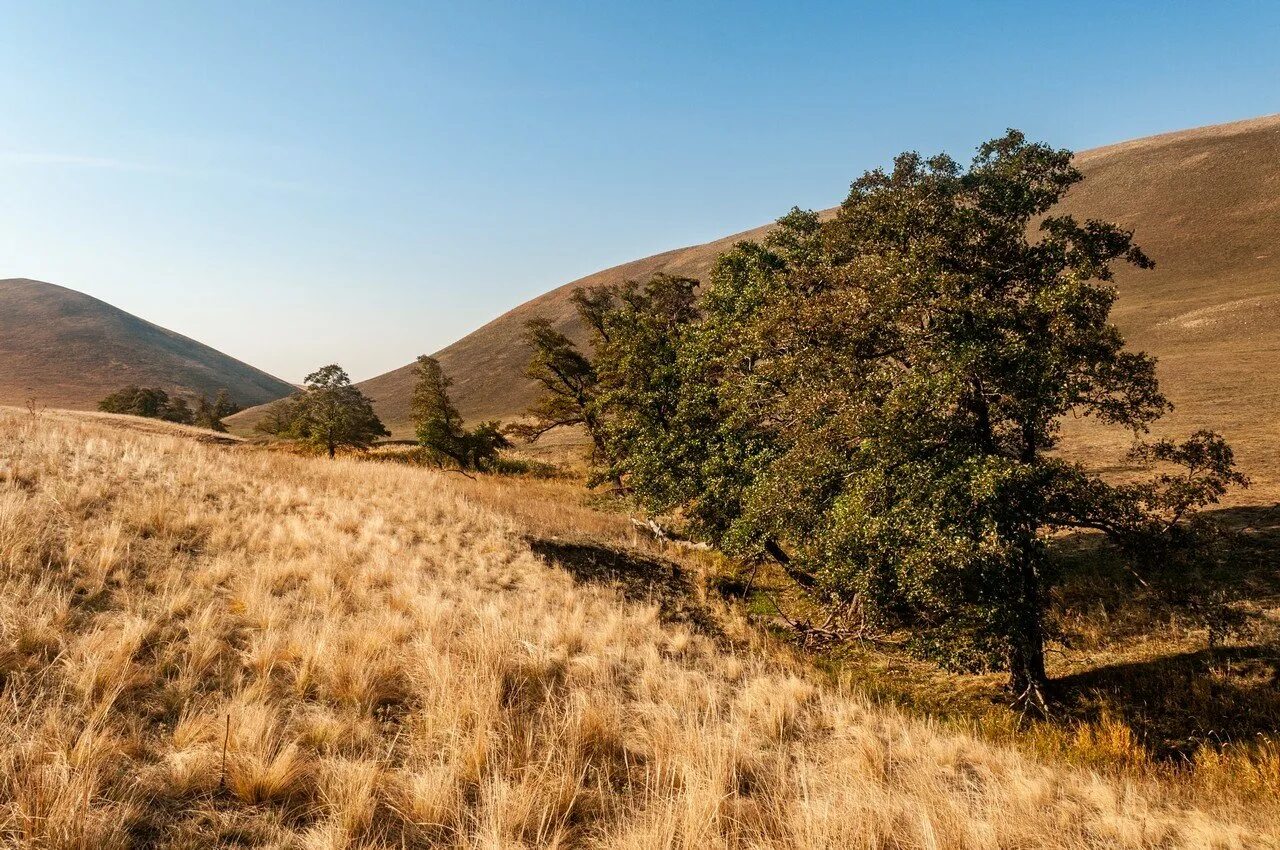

{"left": 288, "top": 365, "right": 388, "bottom": 458}
{"left": 515, "top": 318, "right": 604, "bottom": 460}
{"left": 99, "top": 386, "right": 169, "bottom": 419}
{"left": 99, "top": 386, "right": 195, "bottom": 424}
{"left": 462, "top": 420, "right": 511, "bottom": 471}
{"left": 595, "top": 132, "right": 1245, "bottom": 709}
{"left": 588, "top": 274, "right": 700, "bottom": 490}
{"left": 412, "top": 355, "right": 510, "bottom": 472}
{"left": 519, "top": 279, "right": 697, "bottom": 487}
{"left": 254, "top": 397, "right": 299, "bottom": 437}
{"left": 193, "top": 389, "right": 241, "bottom": 432}
{"left": 166, "top": 396, "right": 194, "bottom": 425}
{"left": 412, "top": 355, "right": 468, "bottom": 467}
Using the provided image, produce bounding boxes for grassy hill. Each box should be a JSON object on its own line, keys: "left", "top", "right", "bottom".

{"left": 3, "top": 408, "right": 1276, "bottom": 847}
{"left": 0, "top": 278, "right": 295, "bottom": 411}
{"left": 240, "top": 115, "right": 1278, "bottom": 454}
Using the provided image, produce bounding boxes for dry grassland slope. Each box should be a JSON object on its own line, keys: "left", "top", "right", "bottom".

{"left": 1, "top": 410, "right": 1276, "bottom": 847}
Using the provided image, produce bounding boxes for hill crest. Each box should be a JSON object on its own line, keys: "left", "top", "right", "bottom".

{"left": 233, "top": 114, "right": 1280, "bottom": 469}
{"left": 0, "top": 277, "right": 295, "bottom": 411}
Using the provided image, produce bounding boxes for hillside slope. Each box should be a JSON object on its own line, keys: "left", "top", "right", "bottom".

{"left": 346, "top": 225, "right": 777, "bottom": 435}
{"left": 260, "top": 115, "right": 1279, "bottom": 454}
{"left": 0, "top": 278, "right": 294, "bottom": 410}
{"left": 2, "top": 409, "right": 1274, "bottom": 847}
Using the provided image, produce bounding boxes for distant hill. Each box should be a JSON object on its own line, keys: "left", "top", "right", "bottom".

{"left": 0, "top": 278, "right": 295, "bottom": 411}
{"left": 231, "top": 115, "right": 1280, "bottom": 474}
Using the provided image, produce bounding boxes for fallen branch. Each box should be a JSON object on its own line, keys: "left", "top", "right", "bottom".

{"left": 630, "top": 518, "right": 711, "bottom": 551}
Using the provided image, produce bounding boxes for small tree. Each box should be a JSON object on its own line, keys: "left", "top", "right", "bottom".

{"left": 99, "top": 386, "right": 171, "bottom": 418}
{"left": 412, "top": 355, "right": 468, "bottom": 467}
{"left": 589, "top": 274, "right": 700, "bottom": 490}
{"left": 213, "top": 388, "right": 240, "bottom": 421}
{"left": 515, "top": 318, "right": 603, "bottom": 455}
{"left": 288, "top": 365, "right": 388, "bottom": 458}
{"left": 254, "top": 397, "right": 299, "bottom": 437}
{"left": 463, "top": 420, "right": 511, "bottom": 471}
{"left": 411, "top": 355, "right": 511, "bottom": 472}
{"left": 519, "top": 280, "right": 696, "bottom": 487}
{"left": 193, "top": 389, "right": 241, "bottom": 433}
{"left": 164, "top": 396, "right": 194, "bottom": 425}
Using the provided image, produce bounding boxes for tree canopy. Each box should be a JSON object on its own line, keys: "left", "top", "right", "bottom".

{"left": 194, "top": 389, "right": 241, "bottom": 432}
{"left": 99, "top": 385, "right": 239, "bottom": 430}
{"left": 515, "top": 317, "right": 603, "bottom": 461}
{"left": 287, "top": 365, "right": 388, "bottom": 458}
{"left": 411, "top": 355, "right": 509, "bottom": 471}
{"left": 556, "top": 130, "right": 1245, "bottom": 708}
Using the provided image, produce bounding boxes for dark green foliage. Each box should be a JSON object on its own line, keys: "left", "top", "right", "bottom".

{"left": 463, "top": 420, "right": 512, "bottom": 471}
{"left": 166, "top": 396, "right": 193, "bottom": 425}
{"left": 99, "top": 385, "right": 171, "bottom": 419}
{"left": 412, "top": 355, "right": 467, "bottom": 466}
{"left": 100, "top": 385, "right": 242, "bottom": 431}
{"left": 588, "top": 274, "right": 700, "bottom": 490}
{"left": 514, "top": 318, "right": 608, "bottom": 464}
{"left": 587, "top": 131, "right": 1245, "bottom": 705}
{"left": 98, "top": 385, "right": 195, "bottom": 424}
{"left": 286, "top": 364, "right": 388, "bottom": 458}
{"left": 519, "top": 276, "right": 699, "bottom": 489}
{"left": 411, "top": 355, "right": 510, "bottom": 471}
{"left": 193, "top": 389, "right": 241, "bottom": 432}
{"left": 254, "top": 397, "right": 299, "bottom": 437}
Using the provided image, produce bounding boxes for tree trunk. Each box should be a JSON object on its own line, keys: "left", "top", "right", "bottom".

{"left": 764, "top": 539, "right": 818, "bottom": 589}
{"left": 328, "top": 441, "right": 336, "bottom": 459}
{"left": 1008, "top": 542, "right": 1050, "bottom": 715}
{"left": 1007, "top": 623, "right": 1048, "bottom": 708}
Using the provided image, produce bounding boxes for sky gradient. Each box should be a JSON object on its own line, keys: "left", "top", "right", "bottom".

{"left": 2, "top": 1, "right": 1278, "bottom": 382}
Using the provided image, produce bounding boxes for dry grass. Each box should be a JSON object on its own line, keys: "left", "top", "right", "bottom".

{"left": 456, "top": 446, "right": 1280, "bottom": 792}
{"left": 2, "top": 408, "right": 1278, "bottom": 848}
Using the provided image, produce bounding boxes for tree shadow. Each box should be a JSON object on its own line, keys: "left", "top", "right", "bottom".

{"left": 1050, "top": 502, "right": 1280, "bottom": 641}
{"left": 527, "top": 537, "right": 725, "bottom": 642}
{"left": 1206, "top": 503, "right": 1280, "bottom": 596}
{"left": 1054, "top": 644, "right": 1280, "bottom": 757}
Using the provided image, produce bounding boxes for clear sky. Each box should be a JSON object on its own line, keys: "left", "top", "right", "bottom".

{"left": 1, "top": 1, "right": 1277, "bottom": 382}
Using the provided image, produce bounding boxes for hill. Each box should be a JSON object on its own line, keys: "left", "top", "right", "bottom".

{"left": 3, "top": 408, "right": 1275, "bottom": 847}
{"left": 232, "top": 115, "right": 1279, "bottom": 456}
{"left": 0, "top": 278, "right": 295, "bottom": 410}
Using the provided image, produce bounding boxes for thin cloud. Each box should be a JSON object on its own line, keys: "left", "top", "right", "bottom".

{"left": 0, "top": 150, "right": 313, "bottom": 193}
{"left": 0, "top": 151, "right": 187, "bottom": 174}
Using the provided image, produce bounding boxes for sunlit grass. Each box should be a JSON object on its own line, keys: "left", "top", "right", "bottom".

{"left": 0, "top": 408, "right": 1275, "bottom": 847}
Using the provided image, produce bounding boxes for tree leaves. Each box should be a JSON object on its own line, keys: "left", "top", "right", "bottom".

{"left": 288, "top": 365, "right": 389, "bottom": 458}
{"left": 583, "top": 130, "right": 1245, "bottom": 698}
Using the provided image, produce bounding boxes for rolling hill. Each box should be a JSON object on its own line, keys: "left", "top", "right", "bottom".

{"left": 0, "top": 278, "right": 295, "bottom": 411}
{"left": 233, "top": 115, "right": 1280, "bottom": 470}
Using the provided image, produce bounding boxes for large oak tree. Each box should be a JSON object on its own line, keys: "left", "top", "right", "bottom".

{"left": 585, "top": 131, "right": 1244, "bottom": 708}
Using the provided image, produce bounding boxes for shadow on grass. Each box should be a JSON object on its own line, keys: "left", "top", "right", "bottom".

{"left": 1055, "top": 645, "right": 1280, "bottom": 757}
{"left": 1209, "top": 504, "right": 1280, "bottom": 596}
{"left": 528, "top": 537, "right": 724, "bottom": 642}
{"left": 1051, "top": 502, "right": 1280, "bottom": 639}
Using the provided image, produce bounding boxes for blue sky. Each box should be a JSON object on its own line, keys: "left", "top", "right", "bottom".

{"left": 1, "top": 1, "right": 1277, "bottom": 382}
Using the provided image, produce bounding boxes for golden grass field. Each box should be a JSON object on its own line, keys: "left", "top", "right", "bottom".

{"left": 2, "top": 407, "right": 1278, "bottom": 848}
